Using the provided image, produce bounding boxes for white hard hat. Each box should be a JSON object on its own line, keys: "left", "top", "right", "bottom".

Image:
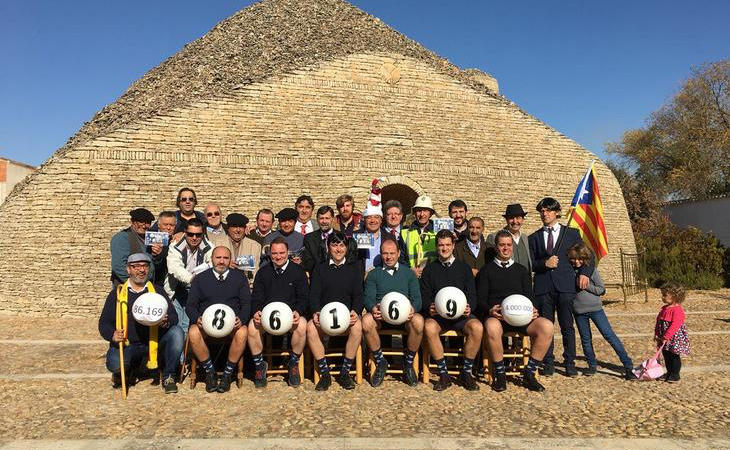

{"left": 413, "top": 195, "right": 435, "bottom": 214}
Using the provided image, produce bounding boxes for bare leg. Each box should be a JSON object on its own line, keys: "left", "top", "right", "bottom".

{"left": 485, "top": 318, "right": 505, "bottom": 361}
{"left": 247, "top": 319, "right": 264, "bottom": 354}
{"left": 344, "top": 318, "right": 363, "bottom": 359}
{"left": 306, "top": 320, "right": 326, "bottom": 360}
{"left": 463, "top": 319, "right": 484, "bottom": 359}
{"left": 188, "top": 323, "right": 210, "bottom": 361}
{"left": 405, "top": 313, "right": 424, "bottom": 352}
{"left": 424, "top": 318, "right": 444, "bottom": 359}
{"left": 227, "top": 326, "right": 247, "bottom": 362}
{"left": 527, "top": 317, "right": 553, "bottom": 360}
{"left": 361, "top": 313, "right": 382, "bottom": 351}
{"left": 290, "top": 318, "right": 307, "bottom": 355}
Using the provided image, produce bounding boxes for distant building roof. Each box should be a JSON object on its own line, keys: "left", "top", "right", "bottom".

{"left": 0, "top": 157, "right": 36, "bottom": 170}
{"left": 662, "top": 193, "right": 730, "bottom": 207}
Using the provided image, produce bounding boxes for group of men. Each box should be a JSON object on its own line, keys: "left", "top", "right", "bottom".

{"left": 101, "top": 187, "right": 592, "bottom": 394}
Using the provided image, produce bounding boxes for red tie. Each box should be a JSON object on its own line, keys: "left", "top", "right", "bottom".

{"left": 301, "top": 223, "right": 307, "bottom": 234}
{"left": 391, "top": 228, "right": 398, "bottom": 238}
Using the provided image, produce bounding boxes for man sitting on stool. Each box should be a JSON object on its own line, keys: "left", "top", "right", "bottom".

{"left": 477, "top": 230, "right": 553, "bottom": 392}
{"left": 186, "top": 246, "right": 251, "bottom": 393}
{"left": 307, "top": 232, "right": 364, "bottom": 391}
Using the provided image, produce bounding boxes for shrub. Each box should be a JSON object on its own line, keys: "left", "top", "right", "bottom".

{"left": 636, "top": 218, "right": 725, "bottom": 289}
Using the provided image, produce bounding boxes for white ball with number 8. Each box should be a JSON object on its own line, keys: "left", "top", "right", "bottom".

{"left": 319, "top": 301, "right": 350, "bottom": 336}
{"left": 132, "top": 292, "right": 168, "bottom": 326}
{"left": 380, "top": 292, "right": 411, "bottom": 325}
{"left": 261, "top": 301, "right": 293, "bottom": 336}
{"left": 202, "top": 303, "right": 235, "bottom": 338}
{"left": 434, "top": 286, "right": 467, "bottom": 320}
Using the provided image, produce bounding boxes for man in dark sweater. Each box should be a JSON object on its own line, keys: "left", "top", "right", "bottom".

{"left": 300, "top": 206, "right": 357, "bottom": 273}
{"left": 477, "top": 230, "right": 553, "bottom": 392}
{"left": 421, "top": 230, "right": 483, "bottom": 391}
{"left": 307, "top": 232, "right": 363, "bottom": 391}
{"left": 186, "top": 246, "right": 251, "bottom": 393}
{"left": 248, "top": 237, "right": 309, "bottom": 388}
{"left": 99, "top": 253, "right": 184, "bottom": 394}
{"left": 361, "top": 238, "right": 424, "bottom": 388}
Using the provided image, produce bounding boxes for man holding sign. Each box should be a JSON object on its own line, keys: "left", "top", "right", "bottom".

{"left": 210, "top": 213, "right": 261, "bottom": 281}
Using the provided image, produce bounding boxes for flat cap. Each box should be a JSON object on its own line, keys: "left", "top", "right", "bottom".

{"left": 226, "top": 213, "right": 249, "bottom": 227}
{"left": 129, "top": 208, "right": 155, "bottom": 223}
{"left": 276, "top": 207, "right": 298, "bottom": 221}
{"left": 127, "top": 253, "right": 152, "bottom": 265}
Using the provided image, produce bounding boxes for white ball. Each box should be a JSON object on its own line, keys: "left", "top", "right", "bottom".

{"left": 380, "top": 292, "right": 411, "bottom": 325}
{"left": 501, "top": 294, "right": 534, "bottom": 327}
{"left": 132, "top": 292, "right": 168, "bottom": 326}
{"left": 434, "top": 286, "right": 467, "bottom": 320}
{"left": 261, "top": 302, "right": 293, "bottom": 336}
{"left": 201, "top": 304, "right": 236, "bottom": 338}
{"left": 319, "top": 302, "right": 350, "bottom": 336}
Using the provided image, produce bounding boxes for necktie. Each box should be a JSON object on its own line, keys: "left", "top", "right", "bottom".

{"left": 500, "top": 262, "right": 509, "bottom": 268}
{"left": 301, "top": 223, "right": 307, "bottom": 234}
{"left": 546, "top": 227, "right": 554, "bottom": 254}
{"left": 218, "top": 274, "right": 224, "bottom": 281}
{"left": 276, "top": 267, "right": 283, "bottom": 276}
{"left": 391, "top": 228, "right": 398, "bottom": 238}
{"left": 443, "top": 261, "right": 451, "bottom": 268}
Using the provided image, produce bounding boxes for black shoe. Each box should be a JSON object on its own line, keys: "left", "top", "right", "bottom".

{"left": 315, "top": 373, "right": 332, "bottom": 391}
{"left": 665, "top": 374, "right": 680, "bottom": 383}
{"left": 523, "top": 372, "right": 545, "bottom": 392}
{"left": 403, "top": 364, "right": 418, "bottom": 387}
{"left": 288, "top": 362, "right": 301, "bottom": 388}
{"left": 492, "top": 372, "right": 507, "bottom": 392}
{"left": 218, "top": 373, "right": 232, "bottom": 393}
{"left": 433, "top": 373, "right": 452, "bottom": 391}
{"left": 371, "top": 360, "right": 389, "bottom": 387}
{"left": 458, "top": 371, "right": 479, "bottom": 391}
{"left": 624, "top": 368, "right": 636, "bottom": 381}
{"left": 254, "top": 362, "right": 268, "bottom": 388}
{"left": 336, "top": 372, "right": 356, "bottom": 390}
{"left": 565, "top": 365, "right": 579, "bottom": 377}
{"left": 205, "top": 371, "right": 218, "bottom": 393}
{"left": 539, "top": 363, "right": 554, "bottom": 376}
{"left": 112, "top": 373, "right": 122, "bottom": 389}
{"left": 583, "top": 366, "right": 597, "bottom": 376}
{"left": 162, "top": 375, "right": 178, "bottom": 394}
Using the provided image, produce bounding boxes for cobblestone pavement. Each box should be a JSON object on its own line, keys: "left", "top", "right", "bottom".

{"left": 0, "top": 289, "right": 729, "bottom": 442}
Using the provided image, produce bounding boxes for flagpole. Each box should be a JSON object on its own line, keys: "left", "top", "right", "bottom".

{"left": 566, "top": 160, "right": 595, "bottom": 228}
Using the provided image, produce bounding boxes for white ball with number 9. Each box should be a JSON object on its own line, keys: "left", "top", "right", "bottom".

{"left": 319, "top": 301, "right": 350, "bottom": 336}
{"left": 132, "top": 292, "right": 168, "bottom": 326}
{"left": 434, "top": 286, "right": 467, "bottom": 320}
{"left": 380, "top": 292, "right": 411, "bottom": 325}
{"left": 202, "top": 303, "right": 235, "bottom": 338}
{"left": 261, "top": 301, "right": 293, "bottom": 336}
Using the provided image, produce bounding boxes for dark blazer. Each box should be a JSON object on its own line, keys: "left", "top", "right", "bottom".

{"left": 528, "top": 224, "right": 593, "bottom": 295}
{"left": 300, "top": 230, "right": 358, "bottom": 273}
{"left": 454, "top": 238, "right": 488, "bottom": 273}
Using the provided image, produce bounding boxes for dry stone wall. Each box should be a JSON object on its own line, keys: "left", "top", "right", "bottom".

{"left": 0, "top": 52, "right": 634, "bottom": 316}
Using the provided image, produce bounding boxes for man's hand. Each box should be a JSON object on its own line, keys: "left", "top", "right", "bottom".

{"left": 171, "top": 232, "right": 184, "bottom": 244}
{"left": 546, "top": 256, "right": 559, "bottom": 269}
{"left": 407, "top": 306, "right": 414, "bottom": 320}
{"left": 159, "top": 314, "right": 169, "bottom": 328}
{"left": 291, "top": 256, "right": 302, "bottom": 265}
{"left": 253, "top": 311, "right": 262, "bottom": 327}
{"left": 490, "top": 305, "right": 503, "bottom": 320}
{"left": 292, "top": 311, "right": 301, "bottom": 325}
{"left": 464, "top": 304, "right": 472, "bottom": 317}
{"left": 313, "top": 312, "right": 321, "bottom": 327}
{"left": 150, "top": 244, "right": 163, "bottom": 256}
{"left": 229, "top": 260, "right": 238, "bottom": 269}
{"left": 112, "top": 329, "right": 125, "bottom": 343}
{"left": 245, "top": 223, "right": 256, "bottom": 235}
{"left": 471, "top": 268, "right": 479, "bottom": 277}
{"left": 412, "top": 266, "right": 423, "bottom": 278}
{"left": 372, "top": 304, "right": 382, "bottom": 321}
{"left": 196, "top": 317, "right": 203, "bottom": 328}
{"left": 233, "top": 317, "right": 242, "bottom": 331}
{"left": 349, "top": 310, "right": 357, "bottom": 326}
{"left": 531, "top": 308, "right": 539, "bottom": 320}
{"left": 578, "top": 274, "right": 589, "bottom": 290}
{"left": 429, "top": 303, "right": 437, "bottom": 317}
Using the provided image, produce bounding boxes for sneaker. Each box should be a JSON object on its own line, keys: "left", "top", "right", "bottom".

{"left": 254, "top": 361, "right": 268, "bottom": 388}
{"left": 287, "top": 362, "right": 301, "bottom": 388}
{"left": 204, "top": 371, "right": 218, "bottom": 393}
{"left": 492, "top": 372, "right": 507, "bottom": 392}
{"left": 403, "top": 363, "right": 419, "bottom": 387}
{"left": 371, "top": 360, "right": 389, "bottom": 387}
{"left": 162, "top": 375, "right": 178, "bottom": 394}
{"left": 583, "top": 366, "right": 597, "bottom": 376}
{"left": 336, "top": 372, "right": 356, "bottom": 390}
{"left": 539, "top": 363, "right": 554, "bottom": 377}
{"left": 523, "top": 372, "right": 545, "bottom": 392}
{"left": 218, "top": 373, "right": 232, "bottom": 393}
{"left": 565, "top": 365, "right": 579, "bottom": 377}
{"left": 433, "top": 373, "right": 452, "bottom": 391}
{"left": 315, "top": 373, "right": 332, "bottom": 391}
{"left": 458, "top": 371, "right": 479, "bottom": 391}
{"left": 624, "top": 368, "right": 637, "bottom": 381}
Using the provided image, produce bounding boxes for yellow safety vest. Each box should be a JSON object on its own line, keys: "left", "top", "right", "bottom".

{"left": 400, "top": 227, "right": 437, "bottom": 268}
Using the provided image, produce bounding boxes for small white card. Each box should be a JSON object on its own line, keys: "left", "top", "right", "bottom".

{"left": 354, "top": 233, "right": 375, "bottom": 249}
{"left": 433, "top": 218, "right": 455, "bottom": 232}
{"left": 236, "top": 255, "right": 256, "bottom": 271}
{"left": 145, "top": 231, "right": 169, "bottom": 246}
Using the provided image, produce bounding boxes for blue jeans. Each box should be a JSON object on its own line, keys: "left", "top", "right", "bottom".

{"left": 574, "top": 309, "right": 632, "bottom": 369}
{"left": 172, "top": 298, "right": 190, "bottom": 334}
{"left": 105, "top": 325, "right": 185, "bottom": 378}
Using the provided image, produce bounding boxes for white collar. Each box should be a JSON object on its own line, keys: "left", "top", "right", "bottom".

{"left": 128, "top": 283, "right": 148, "bottom": 294}
{"left": 467, "top": 239, "right": 480, "bottom": 247}
{"left": 543, "top": 223, "right": 561, "bottom": 232}
{"left": 383, "top": 262, "right": 399, "bottom": 272}
{"left": 214, "top": 269, "right": 230, "bottom": 280}
{"left": 439, "top": 255, "right": 456, "bottom": 267}
{"left": 275, "top": 260, "right": 290, "bottom": 273}
{"left": 329, "top": 258, "right": 346, "bottom": 267}
{"left": 494, "top": 258, "right": 514, "bottom": 268}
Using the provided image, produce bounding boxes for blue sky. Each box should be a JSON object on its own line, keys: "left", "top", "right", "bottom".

{"left": 1, "top": 0, "right": 728, "bottom": 167}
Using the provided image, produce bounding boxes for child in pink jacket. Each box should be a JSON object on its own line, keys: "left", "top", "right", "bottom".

{"left": 655, "top": 282, "right": 691, "bottom": 382}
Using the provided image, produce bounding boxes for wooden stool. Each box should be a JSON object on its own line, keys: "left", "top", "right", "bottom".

{"left": 312, "top": 336, "right": 363, "bottom": 385}
{"left": 261, "top": 334, "right": 305, "bottom": 380}
{"left": 482, "top": 331, "right": 531, "bottom": 383}
{"left": 367, "top": 329, "right": 419, "bottom": 381}
{"left": 180, "top": 334, "right": 244, "bottom": 389}
{"left": 421, "top": 330, "right": 464, "bottom": 383}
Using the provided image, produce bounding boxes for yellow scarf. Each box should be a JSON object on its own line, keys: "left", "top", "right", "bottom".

{"left": 116, "top": 281, "right": 159, "bottom": 369}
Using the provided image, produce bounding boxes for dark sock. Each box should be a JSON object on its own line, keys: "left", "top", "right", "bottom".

{"left": 317, "top": 358, "right": 330, "bottom": 375}
{"left": 340, "top": 357, "right": 354, "bottom": 376}
{"left": 494, "top": 359, "right": 506, "bottom": 375}
{"left": 373, "top": 348, "right": 385, "bottom": 365}
{"left": 524, "top": 357, "right": 541, "bottom": 375}
{"left": 462, "top": 357, "right": 475, "bottom": 375}
{"left": 404, "top": 349, "right": 416, "bottom": 366}
{"left": 223, "top": 360, "right": 236, "bottom": 376}
{"left": 252, "top": 352, "right": 264, "bottom": 368}
{"left": 288, "top": 351, "right": 301, "bottom": 367}
{"left": 435, "top": 357, "right": 448, "bottom": 375}
{"left": 201, "top": 358, "right": 214, "bottom": 374}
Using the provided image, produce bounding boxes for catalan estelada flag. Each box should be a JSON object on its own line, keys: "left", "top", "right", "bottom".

{"left": 567, "top": 162, "right": 609, "bottom": 259}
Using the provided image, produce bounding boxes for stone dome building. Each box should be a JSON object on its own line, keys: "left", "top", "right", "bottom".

{"left": 0, "top": 0, "right": 634, "bottom": 315}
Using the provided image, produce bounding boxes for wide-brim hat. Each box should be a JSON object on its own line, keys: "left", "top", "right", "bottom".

{"left": 502, "top": 203, "right": 527, "bottom": 218}
{"left": 412, "top": 195, "right": 435, "bottom": 214}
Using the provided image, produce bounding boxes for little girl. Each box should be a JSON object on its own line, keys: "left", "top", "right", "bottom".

{"left": 656, "top": 281, "right": 691, "bottom": 382}
{"left": 568, "top": 242, "right": 634, "bottom": 380}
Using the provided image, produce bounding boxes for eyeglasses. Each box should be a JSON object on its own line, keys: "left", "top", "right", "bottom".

{"left": 128, "top": 264, "right": 149, "bottom": 270}
{"left": 206, "top": 211, "right": 221, "bottom": 217}
{"left": 186, "top": 232, "right": 203, "bottom": 237}
{"left": 180, "top": 197, "right": 196, "bottom": 202}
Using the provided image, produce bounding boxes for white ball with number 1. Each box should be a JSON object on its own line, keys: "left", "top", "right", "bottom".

{"left": 380, "top": 292, "right": 411, "bottom": 325}
{"left": 319, "top": 302, "right": 350, "bottom": 336}
{"left": 201, "top": 303, "right": 235, "bottom": 338}
{"left": 261, "top": 302, "right": 293, "bottom": 336}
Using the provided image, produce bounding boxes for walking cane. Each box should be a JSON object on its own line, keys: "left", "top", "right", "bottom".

{"left": 116, "top": 299, "right": 127, "bottom": 400}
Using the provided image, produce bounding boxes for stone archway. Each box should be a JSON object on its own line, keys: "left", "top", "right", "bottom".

{"left": 379, "top": 175, "right": 424, "bottom": 220}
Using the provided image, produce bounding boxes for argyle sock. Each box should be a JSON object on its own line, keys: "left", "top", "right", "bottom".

{"left": 252, "top": 352, "right": 265, "bottom": 369}
{"left": 524, "top": 357, "right": 541, "bottom": 376}
{"left": 404, "top": 349, "right": 417, "bottom": 366}
{"left": 462, "top": 357, "right": 475, "bottom": 375}
{"left": 372, "top": 348, "right": 385, "bottom": 365}
{"left": 340, "top": 357, "right": 354, "bottom": 376}
{"left": 223, "top": 360, "right": 236, "bottom": 376}
{"left": 435, "top": 357, "right": 448, "bottom": 376}
{"left": 317, "top": 358, "right": 330, "bottom": 375}
{"left": 288, "top": 351, "right": 301, "bottom": 367}
{"left": 200, "top": 358, "right": 215, "bottom": 374}
{"left": 493, "top": 359, "right": 506, "bottom": 375}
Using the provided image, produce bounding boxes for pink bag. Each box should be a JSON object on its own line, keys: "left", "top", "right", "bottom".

{"left": 633, "top": 344, "right": 666, "bottom": 380}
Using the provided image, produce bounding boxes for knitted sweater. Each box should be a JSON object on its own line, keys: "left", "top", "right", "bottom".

{"left": 364, "top": 264, "right": 422, "bottom": 312}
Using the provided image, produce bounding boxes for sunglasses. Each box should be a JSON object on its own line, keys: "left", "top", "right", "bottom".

{"left": 206, "top": 211, "right": 221, "bottom": 217}
{"left": 180, "top": 197, "right": 196, "bottom": 202}
{"left": 186, "top": 232, "right": 203, "bottom": 237}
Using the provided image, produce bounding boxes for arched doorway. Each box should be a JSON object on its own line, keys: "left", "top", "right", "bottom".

{"left": 381, "top": 183, "right": 419, "bottom": 218}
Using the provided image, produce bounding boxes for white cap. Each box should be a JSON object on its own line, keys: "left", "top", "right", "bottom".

{"left": 363, "top": 204, "right": 383, "bottom": 217}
